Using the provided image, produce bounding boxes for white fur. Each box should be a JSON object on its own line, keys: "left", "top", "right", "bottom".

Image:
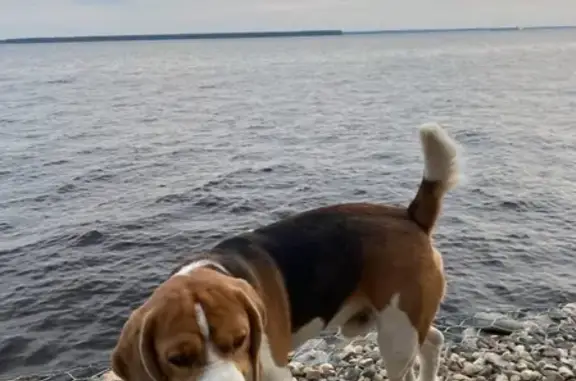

{"left": 375, "top": 293, "right": 444, "bottom": 381}
{"left": 291, "top": 301, "right": 366, "bottom": 350}
{"left": 418, "top": 122, "right": 460, "bottom": 191}
{"left": 259, "top": 334, "right": 293, "bottom": 381}
{"left": 194, "top": 303, "right": 245, "bottom": 381}
{"left": 375, "top": 294, "right": 419, "bottom": 381}
{"left": 418, "top": 326, "right": 444, "bottom": 381}
{"left": 288, "top": 296, "right": 445, "bottom": 381}
{"left": 196, "top": 302, "right": 293, "bottom": 381}
{"left": 175, "top": 259, "right": 230, "bottom": 277}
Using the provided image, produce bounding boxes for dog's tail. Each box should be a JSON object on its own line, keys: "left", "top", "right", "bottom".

{"left": 407, "top": 123, "right": 460, "bottom": 234}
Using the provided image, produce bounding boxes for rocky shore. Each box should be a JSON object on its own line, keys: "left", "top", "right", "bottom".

{"left": 81, "top": 303, "right": 576, "bottom": 381}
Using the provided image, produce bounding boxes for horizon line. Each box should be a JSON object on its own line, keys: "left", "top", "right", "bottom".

{"left": 2, "top": 25, "right": 576, "bottom": 44}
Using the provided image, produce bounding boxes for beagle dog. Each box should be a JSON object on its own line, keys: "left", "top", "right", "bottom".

{"left": 111, "top": 122, "right": 461, "bottom": 381}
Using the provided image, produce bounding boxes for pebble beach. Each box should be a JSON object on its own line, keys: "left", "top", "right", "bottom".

{"left": 95, "top": 303, "right": 576, "bottom": 381}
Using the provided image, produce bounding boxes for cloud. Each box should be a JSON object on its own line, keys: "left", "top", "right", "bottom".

{"left": 1, "top": 0, "right": 576, "bottom": 39}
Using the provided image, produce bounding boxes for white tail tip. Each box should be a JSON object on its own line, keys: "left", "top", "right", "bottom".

{"left": 419, "top": 122, "right": 460, "bottom": 190}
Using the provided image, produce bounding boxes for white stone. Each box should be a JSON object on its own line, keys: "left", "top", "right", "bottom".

{"left": 515, "top": 345, "right": 527, "bottom": 354}
{"left": 520, "top": 370, "right": 541, "bottom": 381}
{"left": 485, "top": 352, "right": 509, "bottom": 368}
{"left": 517, "top": 361, "right": 529, "bottom": 371}
{"left": 358, "top": 358, "right": 374, "bottom": 367}
{"left": 319, "top": 363, "right": 334, "bottom": 374}
{"left": 558, "top": 366, "right": 574, "bottom": 379}
{"left": 462, "top": 363, "right": 483, "bottom": 376}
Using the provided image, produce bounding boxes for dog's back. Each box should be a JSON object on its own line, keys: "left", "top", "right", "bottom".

{"left": 211, "top": 122, "right": 461, "bottom": 343}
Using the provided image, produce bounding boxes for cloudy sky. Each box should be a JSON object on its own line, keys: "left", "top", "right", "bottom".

{"left": 1, "top": 0, "right": 576, "bottom": 39}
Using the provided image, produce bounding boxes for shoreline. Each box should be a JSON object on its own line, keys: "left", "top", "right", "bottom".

{"left": 1, "top": 25, "right": 576, "bottom": 45}
{"left": 5, "top": 303, "right": 575, "bottom": 381}
{"left": 103, "top": 302, "right": 576, "bottom": 381}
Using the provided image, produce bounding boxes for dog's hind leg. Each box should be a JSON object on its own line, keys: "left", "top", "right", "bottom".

{"left": 417, "top": 326, "right": 444, "bottom": 381}
{"left": 375, "top": 294, "right": 419, "bottom": 381}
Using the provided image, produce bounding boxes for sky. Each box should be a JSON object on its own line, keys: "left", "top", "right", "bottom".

{"left": 1, "top": 0, "right": 576, "bottom": 39}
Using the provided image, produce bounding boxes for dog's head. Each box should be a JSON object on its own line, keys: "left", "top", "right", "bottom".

{"left": 111, "top": 268, "right": 266, "bottom": 381}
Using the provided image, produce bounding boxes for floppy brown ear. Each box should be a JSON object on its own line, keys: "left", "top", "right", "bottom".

{"left": 111, "top": 309, "right": 165, "bottom": 381}
{"left": 138, "top": 309, "right": 165, "bottom": 381}
{"left": 111, "top": 311, "right": 140, "bottom": 381}
{"left": 232, "top": 279, "right": 267, "bottom": 381}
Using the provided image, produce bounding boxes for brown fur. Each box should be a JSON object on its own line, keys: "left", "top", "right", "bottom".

{"left": 111, "top": 268, "right": 265, "bottom": 381}
{"left": 302, "top": 201, "right": 446, "bottom": 344}
{"left": 247, "top": 261, "right": 292, "bottom": 367}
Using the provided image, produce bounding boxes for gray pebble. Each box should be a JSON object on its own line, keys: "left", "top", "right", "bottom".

{"left": 289, "top": 362, "right": 305, "bottom": 375}
{"left": 358, "top": 358, "right": 374, "bottom": 367}
{"left": 544, "top": 372, "right": 563, "bottom": 381}
{"left": 485, "top": 352, "right": 510, "bottom": 368}
{"left": 319, "top": 363, "right": 335, "bottom": 376}
{"left": 517, "top": 361, "right": 529, "bottom": 371}
{"left": 340, "top": 346, "right": 357, "bottom": 362}
{"left": 542, "top": 348, "right": 562, "bottom": 359}
{"left": 558, "top": 366, "right": 574, "bottom": 379}
{"left": 304, "top": 367, "right": 322, "bottom": 380}
{"left": 462, "top": 362, "right": 483, "bottom": 376}
{"left": 361, "top": 367, "right": 376, "bottom": 379}
{"left": 344, "top": 368, "right": 362, "bottom": 381}
{"left": 515, "top": 345, "right": 527, "bottom": 354}
{"left": 503, "top": 352, "right": 517, "bottom": 362}
{"left": 541, "top": 363, "right": 558, "bottom": 372}
{"left": 520, "top": 369, "right": 541, "bottom": 381}
{"left": 367, "top": 350, "right": 380, "bottom": 361}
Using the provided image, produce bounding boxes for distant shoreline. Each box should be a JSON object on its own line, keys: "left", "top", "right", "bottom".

{"left": 1, "top": 25, "right": 575, "bottom": 45}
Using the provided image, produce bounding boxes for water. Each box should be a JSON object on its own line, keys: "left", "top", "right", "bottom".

{"left": 1, "top": 29, "right": 576, "bottom": 378}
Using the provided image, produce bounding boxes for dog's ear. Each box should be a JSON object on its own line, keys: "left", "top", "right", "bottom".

{"left": 111, "top": 310, "right": 139, "bottom": 381}
{"left": 138, "top": 309, "right": 165, "bottom": 381}
{"left": 111, "top": 308, "right": 164, "bottom": 381}
{"left": 231, "top": 279, "right": 266, "bottom": 381}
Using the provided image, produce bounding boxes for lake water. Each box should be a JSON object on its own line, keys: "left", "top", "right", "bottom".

{"left": 1, "top": 29, "right": 576, "bottom": 378}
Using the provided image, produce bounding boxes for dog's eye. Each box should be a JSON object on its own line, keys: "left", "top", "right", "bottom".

{"left": 232, "top": 334, "right": 247, "bottom": 350}
{"left": 168, "top": 354, "right": 196, "bottom": 368}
